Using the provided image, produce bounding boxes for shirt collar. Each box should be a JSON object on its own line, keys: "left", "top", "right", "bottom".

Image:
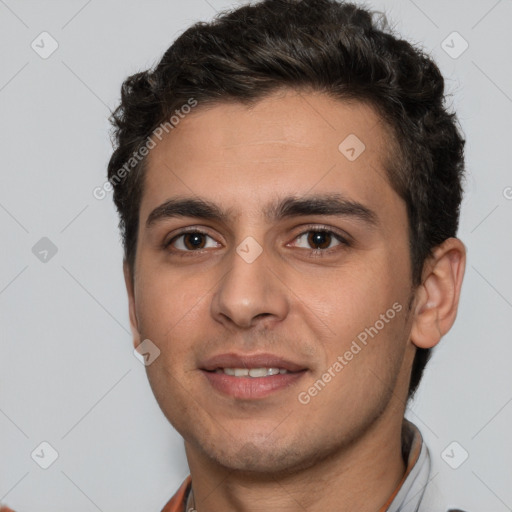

{"left": 382, "top": 419, "right": 432, "bottom": 512}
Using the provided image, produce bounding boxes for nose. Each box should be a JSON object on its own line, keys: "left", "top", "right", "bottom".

{"left": 210, "top": 241, "right": 290, "bottom": 330}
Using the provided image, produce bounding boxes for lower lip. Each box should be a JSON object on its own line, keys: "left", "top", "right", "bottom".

{"left": 201, "top": 370, "right": 306, "bottom": 399}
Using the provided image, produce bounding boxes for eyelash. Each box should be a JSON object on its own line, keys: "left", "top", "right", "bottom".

{"left": 164, "top": 225, "right": 351, "bottom": 257}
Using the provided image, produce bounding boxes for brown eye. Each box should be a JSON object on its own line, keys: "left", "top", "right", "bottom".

{"left": 182, "top": 233, "right": 207, "bottom": 250}
{"left": 168, "top": 231, "right": 219, "bottom": 252}
{"left": 307, "top": 231, "right": 333, "bottom": 250}
{"left": 293, "top": 229, "right": 346, "bottom": 251}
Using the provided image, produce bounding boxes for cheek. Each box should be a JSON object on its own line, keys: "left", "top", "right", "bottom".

{"left": 299, "top": 300, "right": 409, "bottom": 418}
{"left": 136, "top": 271, "right": 210, "bottom": 418}
{"left": 314, "top": 262, "right": 397, "bottom": 332}
{"left": 307, "top": 255, "right": 410, "bottom": 379}
{"left": 134, "top": 266, "right": 208, "bottom": 355}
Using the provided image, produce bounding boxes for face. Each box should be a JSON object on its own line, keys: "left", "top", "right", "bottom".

{"left": 127, "top": 89, "right": 417, "bottom": 474}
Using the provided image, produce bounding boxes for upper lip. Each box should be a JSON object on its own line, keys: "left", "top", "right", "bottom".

{"left": 200, "top": 353, "right": 307, "bottom": 372}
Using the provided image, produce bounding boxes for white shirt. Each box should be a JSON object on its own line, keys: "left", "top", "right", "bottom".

{"left": 388, "top": 420, "right": 466, "bottom": 512}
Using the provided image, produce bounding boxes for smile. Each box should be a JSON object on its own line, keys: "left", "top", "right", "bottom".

{"left": 213, "top": 367, "right": 291, "bottom": 377}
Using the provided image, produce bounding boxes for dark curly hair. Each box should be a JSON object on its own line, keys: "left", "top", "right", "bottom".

{"left": 107, "top": 0, "right": 465, "bottom": 400}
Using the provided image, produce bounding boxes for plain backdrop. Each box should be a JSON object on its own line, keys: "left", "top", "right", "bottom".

{"left": 0, "top": 0, "right": 511, "bottom": 510}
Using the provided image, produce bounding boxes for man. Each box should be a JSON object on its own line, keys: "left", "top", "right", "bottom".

{"left": 109, "top": 0, "right": 466, "bottom": 510}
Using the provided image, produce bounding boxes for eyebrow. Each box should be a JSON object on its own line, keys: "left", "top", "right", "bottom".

{"left": 145, "top": 193, "right": 378, "bottom": 228}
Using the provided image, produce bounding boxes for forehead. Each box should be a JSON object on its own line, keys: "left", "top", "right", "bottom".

{"left": 140, "top": 90, "right": 400, "bottom": 224}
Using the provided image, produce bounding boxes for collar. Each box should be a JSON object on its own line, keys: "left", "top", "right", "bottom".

{"left": 380, "top": 419, "right": 431, "bottom": 511}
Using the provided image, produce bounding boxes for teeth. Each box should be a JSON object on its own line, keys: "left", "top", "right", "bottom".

{"left": 218, "top": 367, "right": 288, "bottom": 378}
{"left": 248, "top": 368, "right": 267, "bottom": 377}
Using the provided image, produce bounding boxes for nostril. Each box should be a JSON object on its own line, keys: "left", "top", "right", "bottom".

{"left": 255, "top": 313, "right": 271, "bottom": 319}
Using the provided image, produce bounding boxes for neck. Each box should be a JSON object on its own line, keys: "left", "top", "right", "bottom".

{"left": 184, "top": 407, "right": 408, "bottom": 512}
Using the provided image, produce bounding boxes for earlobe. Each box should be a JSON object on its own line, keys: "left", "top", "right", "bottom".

{"left": 410, "top": 238, "right": 466, "bottom": 350}
{"left": 123, "top": 260, "right": 141, "bottom": 350}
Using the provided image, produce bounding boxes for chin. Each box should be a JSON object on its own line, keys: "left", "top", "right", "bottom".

{"left": 196, "top": 433, "right": 330, "bottom": 477}
{"left": 217, "top": 446, "right": 304, "bottom": 474}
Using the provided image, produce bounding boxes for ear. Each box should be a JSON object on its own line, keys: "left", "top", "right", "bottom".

{"left": 410, "top": 237, "right": 466, "bottom": 349}
{"left": 123, "top": 260, "right": 141, "bottom": 350}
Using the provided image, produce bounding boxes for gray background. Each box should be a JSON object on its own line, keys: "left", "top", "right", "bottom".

{"left": 0, "top": 0, "right": 511, "bottom": 510}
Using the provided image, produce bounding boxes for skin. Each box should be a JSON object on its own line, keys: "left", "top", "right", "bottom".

{"left": 123, "top": 89, "right": 465, "bottom": 512}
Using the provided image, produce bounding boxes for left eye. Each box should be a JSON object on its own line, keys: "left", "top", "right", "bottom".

{"left": 169, "top": 231, "right": 219, "bottom": 251}
{"left": 292, "top": 230, "right": 346, "bottom": 251}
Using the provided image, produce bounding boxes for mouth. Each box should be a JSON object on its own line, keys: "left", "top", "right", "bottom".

{"left": 208, "top": 367, "right": 294, "bottom": 377}
{"left": 200, "top": 353, "right": 308, "bottom": 399}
